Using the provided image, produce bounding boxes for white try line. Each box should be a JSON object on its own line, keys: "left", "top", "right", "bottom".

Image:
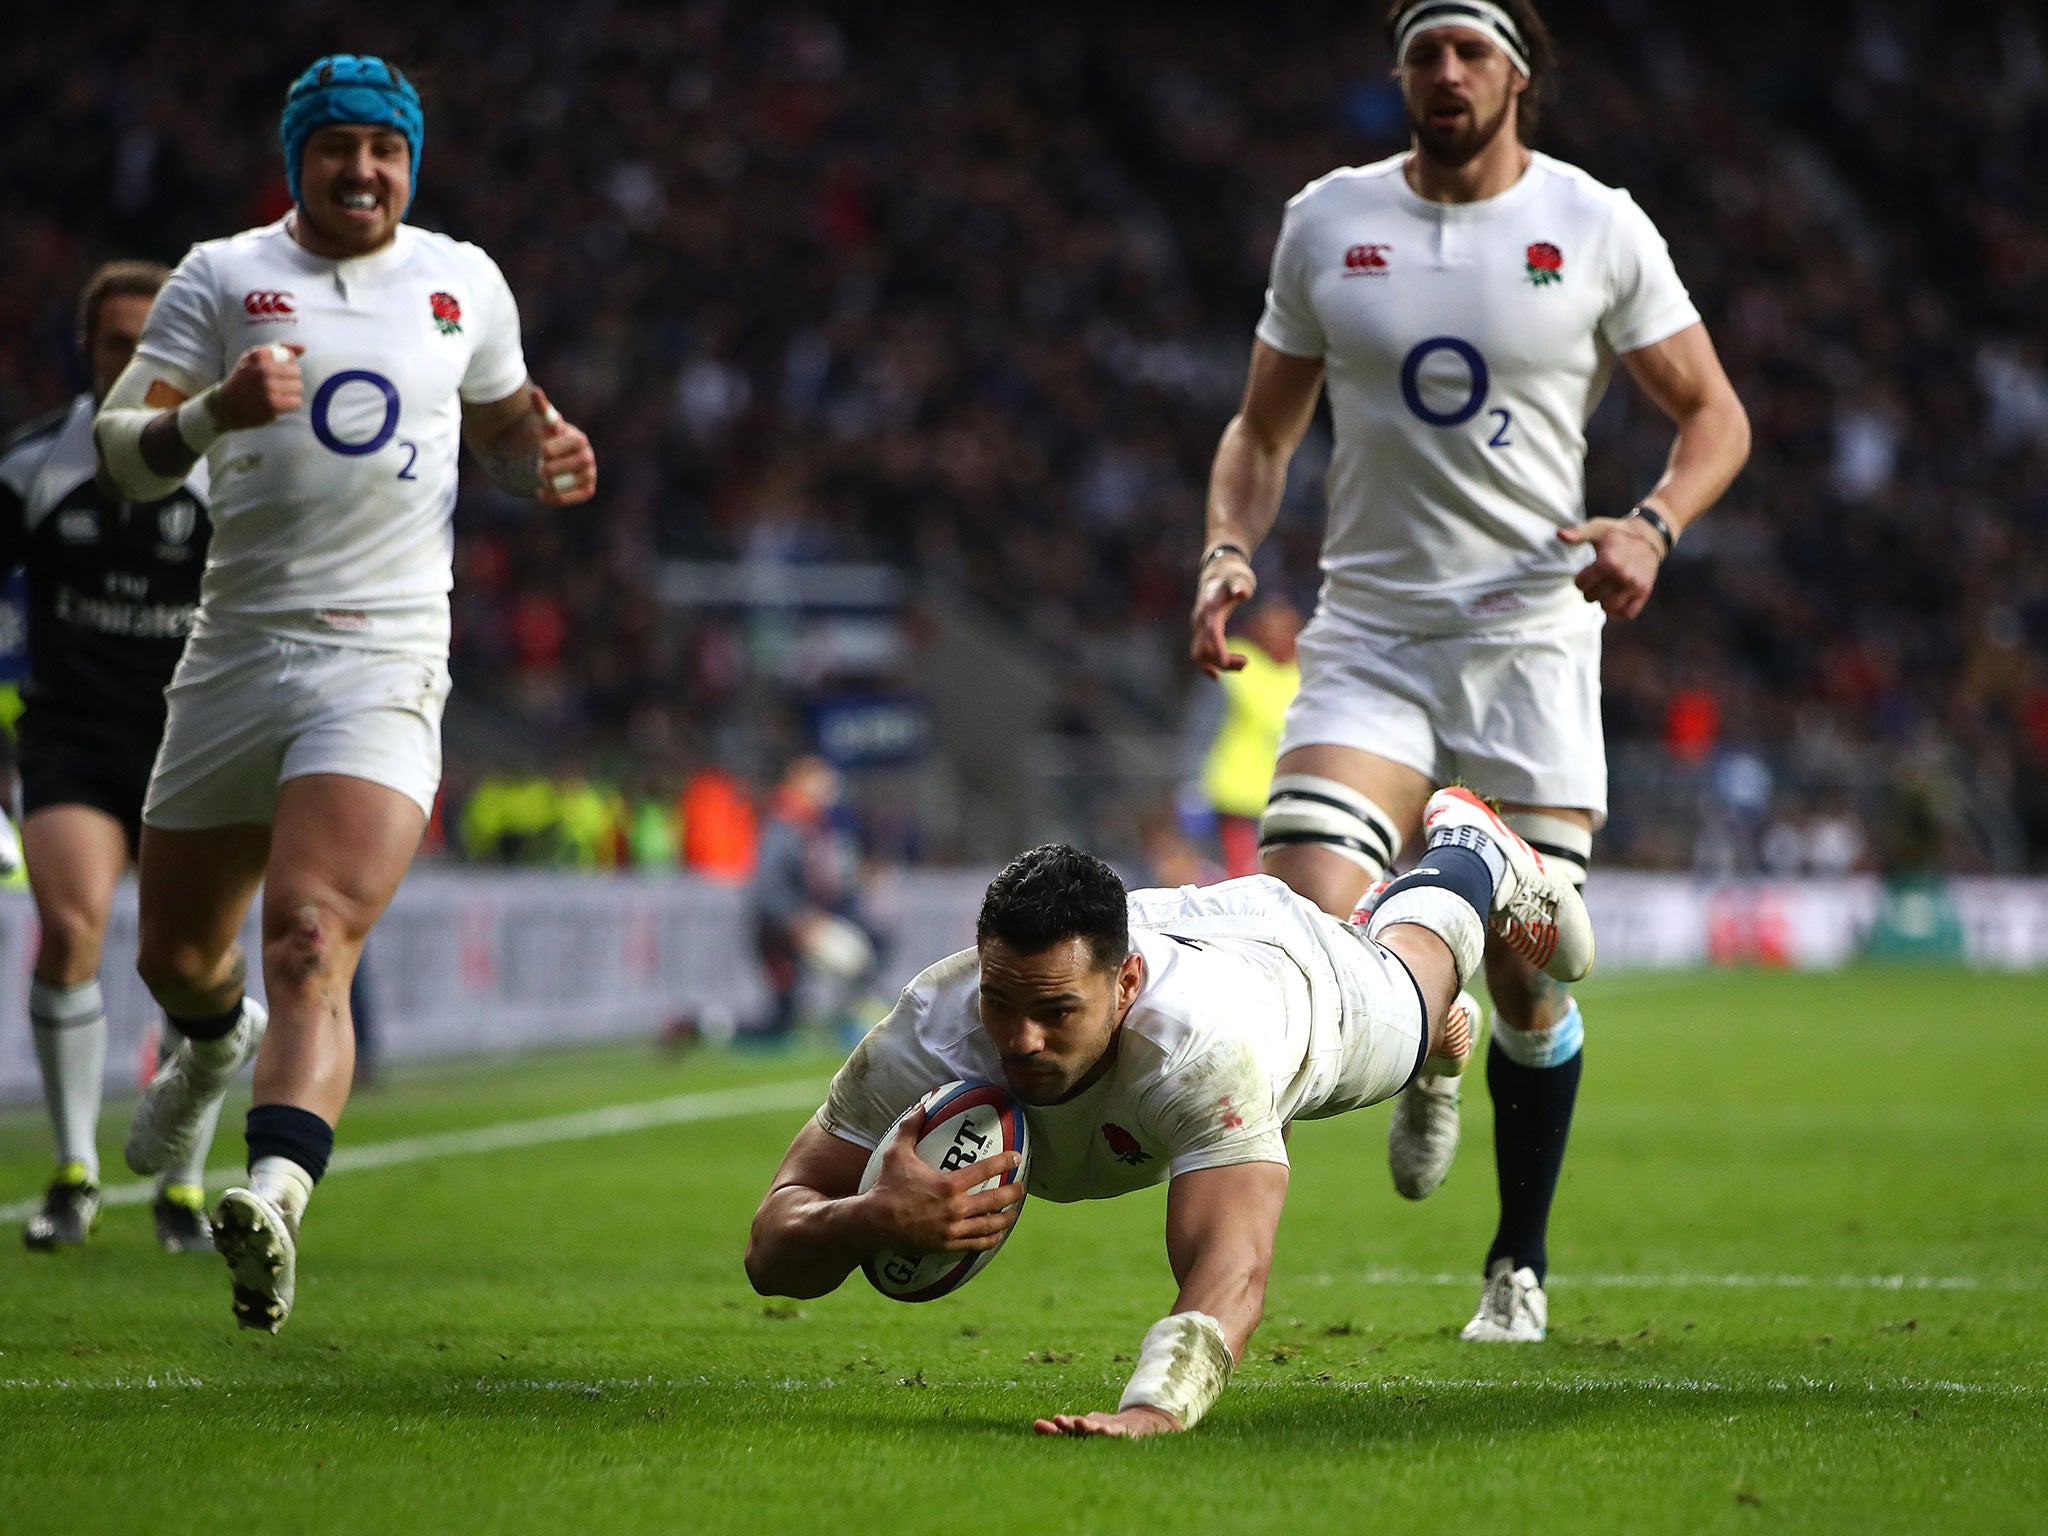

{"left": 6, "top": 1372, "right": 2037, "bottom": 1398}
{"left": 6, "top": 1091, "right": 2036, "bottom": 1300}
{"left": 0, "top": 1078, "right": 824, "bottom": 1227}
{"left": 1302, "top": 1267, "right": 2040, "bottom": 1294}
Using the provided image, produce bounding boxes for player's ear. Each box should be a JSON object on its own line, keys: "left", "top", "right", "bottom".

{"left": 1116, "top": 950, "right": 1144, "bottom": 1008}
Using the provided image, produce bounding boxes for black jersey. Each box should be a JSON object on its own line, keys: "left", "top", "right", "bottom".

{"left": 0, "top": 394, "right": 210, "bottom": 734}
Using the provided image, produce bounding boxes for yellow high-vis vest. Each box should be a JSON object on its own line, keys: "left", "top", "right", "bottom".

{"left": 1201, "top": 640, "right": 1300, "bottom": 819}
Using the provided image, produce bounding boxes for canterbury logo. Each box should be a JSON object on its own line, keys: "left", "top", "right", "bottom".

{"left": 243, "top": 290, "right": 297, "bottom": 319}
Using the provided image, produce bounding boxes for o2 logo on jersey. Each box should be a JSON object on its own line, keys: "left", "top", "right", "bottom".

{"left": 1400, "top": 336, "right": 1512, "bottom": 449}
{"left": 310, "top": 369, "right": 419, "bottom": 480}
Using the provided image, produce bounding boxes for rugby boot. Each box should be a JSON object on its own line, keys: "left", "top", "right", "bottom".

{"left": 125, "top": 999, "right": 267, "bottom": 1177}
{"left": 1421, "top": 788, "right": 1595, "bottom": 982}
{"left": 153, "top": 1183, "right": 215, "bottom": 1254}
{"left": 22, "top": 1164, "right": 100, "bottom": 1251}
{"left": 212, "top": 1187, "right": 297, "bottom": 1333}
{"left": 1461, "top": 1257, "right": 1548, "bottom": 1343}
{"left": 1387, "top": 991, "right": 1481, "bottom": 1200}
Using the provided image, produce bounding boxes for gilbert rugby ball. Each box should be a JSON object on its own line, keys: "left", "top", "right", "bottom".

{"left": 858, "top": 1080, "right": 1030, "bottom": 1302}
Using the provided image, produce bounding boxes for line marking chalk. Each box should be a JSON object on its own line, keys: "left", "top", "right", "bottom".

{"left": 0, "top": 1079, "right": 823, "bottom": 1227}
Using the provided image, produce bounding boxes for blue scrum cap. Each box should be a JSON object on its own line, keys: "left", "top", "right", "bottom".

{"left": 279, "top": 54, "right": 424, "bottom": 209}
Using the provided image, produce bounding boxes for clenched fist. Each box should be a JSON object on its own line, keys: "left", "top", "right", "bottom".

{"left": 531, "top": 387, "right": 597, "bottom": 506}
{"left": 213, "top": 342, "right": 306, "bottom": 430}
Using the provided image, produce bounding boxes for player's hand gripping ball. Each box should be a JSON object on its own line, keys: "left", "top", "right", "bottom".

{"left": 858, "top": 1081, "right": 1030, "bottom": 1302}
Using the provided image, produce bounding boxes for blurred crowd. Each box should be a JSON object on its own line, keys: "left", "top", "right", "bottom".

{"left": 2, "top": 0, "right": 2044, "bottom": 870}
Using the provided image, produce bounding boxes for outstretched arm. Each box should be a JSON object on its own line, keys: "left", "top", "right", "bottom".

{"left": 460, "top": 382, "right": 597, "bottom": 505}
{"left": 1560, "top": 321, "right": 1751, "bottom": 621}
{"left": 1189, "top": 342, "right": 1325, "bottom": 678}
{"left": 1035, "top": 1158, "right": 1289, "bottom": 1438}
{"left": 745, "top": 1118, "right": 1023, "bottom": 1300}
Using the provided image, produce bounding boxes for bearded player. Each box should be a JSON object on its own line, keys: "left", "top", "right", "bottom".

{"left": 92, "top": 56, "right": 596, "bottom": 1331}
{"left": 1188, "top": 0, "right": 1749, "bottom": 1340}
{"left": 4, "top": 261, "right": 217, "bottom": 1253}
{"left": 751, "top": 790, "right": 1591, "bottom": 1437}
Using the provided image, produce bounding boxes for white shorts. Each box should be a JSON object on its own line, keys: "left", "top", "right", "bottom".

{"left": 1278, "top": 603, "right": 1608, "bottom": 821}
{"left": 1302, "top": 916, "right": 1430, "bottom": 1121}
{"left": 143, "top": 626, "right": 451, "bottom": 830}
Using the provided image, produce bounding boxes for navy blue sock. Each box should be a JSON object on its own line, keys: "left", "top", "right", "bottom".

{"left": 246, "top": 1104, "right": 335, "bottom": 1184}
{"left": 1484, "top": 1039, "right": 1583, "bottom": 1282}
{"left": 168, "top": 998, "right": 243, "bottom": 1042}
{"left": 1374, "top": 842, "right": 1494, "bottom": 922}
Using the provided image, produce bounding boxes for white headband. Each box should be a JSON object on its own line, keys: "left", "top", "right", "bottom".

{"left": 1394, "top": 0, "right": 1532, "bottom": 78}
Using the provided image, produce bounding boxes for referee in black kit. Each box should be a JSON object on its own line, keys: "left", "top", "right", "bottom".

{"left": 2, "top": 261, "right": 217, "bottom": 1253}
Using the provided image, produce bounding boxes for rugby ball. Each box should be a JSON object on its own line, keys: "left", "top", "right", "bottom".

{"left": 857, "top": 1080, "right": 1030, "bottom": 1302}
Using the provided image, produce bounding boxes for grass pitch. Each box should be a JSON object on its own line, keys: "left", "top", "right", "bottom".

{"left": 2, "top": 967, "right": 2043, "bottom": 1535}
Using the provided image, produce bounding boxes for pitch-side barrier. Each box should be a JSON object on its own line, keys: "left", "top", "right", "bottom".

{"left": 1, "top": 869, "right": 2043, "bottom": 1102}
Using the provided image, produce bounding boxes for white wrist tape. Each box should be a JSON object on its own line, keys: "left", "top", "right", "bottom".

{"left": 92, "top": 407, "right": 184, "bottom": 502}
{"left": 1117, "top": 1311, "right": 1234, "bottom": 1430}
{"left": 174, "top": 387, "right": 225, "bottom": 456}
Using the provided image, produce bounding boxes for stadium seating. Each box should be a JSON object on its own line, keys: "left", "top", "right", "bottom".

{"left": 1, "top": 1, "right": 2042, "bottom": 870}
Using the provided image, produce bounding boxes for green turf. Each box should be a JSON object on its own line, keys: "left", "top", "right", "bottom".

{"left": 2, "top": 968, "right": 2043, "bottom": 1534}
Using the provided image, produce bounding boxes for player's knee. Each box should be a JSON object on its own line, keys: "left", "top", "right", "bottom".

{"left": 265, "top": 902, "right": 334, "bottom": 984}
{"left": 1258, "top": 775, "right": 1402, "bottom": 902}
{"left": 136, "top": 929, "right": 227, "bottom": 1004}
{"left": 34, "top": 905, "right": 107, "bottom": 982}
{"left": 262, "top": 894, "right": 367, "bottom": 987}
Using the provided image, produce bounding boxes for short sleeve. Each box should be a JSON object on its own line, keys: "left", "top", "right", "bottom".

{"left": 1598, "top": 192, "right": 1700, "bottom": 355}
{"left": 1150, "top": 1037, "right": 1290, "bottom": 1179}
{"left": 815, "top": 984, "right": 947, "bottom": 1150}
{"left": 459, "top": 249, "right": 529, "bottom": 404}
{"left": 1253, "top": 198, "right": 1327, "bottom": 360}
{"left": 134, "top": 247, "right": 229, "bottom": 386}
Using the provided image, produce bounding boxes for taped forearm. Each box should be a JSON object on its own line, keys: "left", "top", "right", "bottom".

{"left": 1118, "top": 1311, "right": 1235, "bottom": 1430}
{"left": 94, "top": 357, "right": 212, "bottom": 500}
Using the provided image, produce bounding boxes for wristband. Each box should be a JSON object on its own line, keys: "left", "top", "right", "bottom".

{"left": 1624, "top": 504, "right": 1676, "bottom": 556}
{"left": 1117, "top": 1311, "right": 1234, "bottom": 1430}
{"left": 1200, "top": 543, "right": 1251, "bottom": 570}
{"left": 174, "top": 387, "right": 225, "bottom": 457}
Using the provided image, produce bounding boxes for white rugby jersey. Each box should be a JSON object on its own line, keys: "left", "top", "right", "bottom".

{"left": 134, "top": 218, "right": 528, "bottom": 655}
{"left": 1258, "top": 151, "right": 1699, "bottom": 633}
{"left": 817, "top": 877, "right": 1410, "bottom": 1204}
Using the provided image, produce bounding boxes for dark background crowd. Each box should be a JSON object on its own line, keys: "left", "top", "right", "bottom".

{"left": 3, "top": 0, "right": 2044, "bottom": 874}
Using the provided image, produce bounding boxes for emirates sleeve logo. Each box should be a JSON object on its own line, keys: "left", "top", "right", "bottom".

{"left": 1525, "top": 242, "right": 1564, "bottom": 286}
{"left": 430, "top": 291, "right": 463, "bottom": 335}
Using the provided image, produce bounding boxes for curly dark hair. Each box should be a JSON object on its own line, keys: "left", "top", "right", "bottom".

{"left": 1383, "top": 0, "right": 1560, "bottom": 141}
{"left": 976, "top": 844, "right": 1130, "bottom": 972}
